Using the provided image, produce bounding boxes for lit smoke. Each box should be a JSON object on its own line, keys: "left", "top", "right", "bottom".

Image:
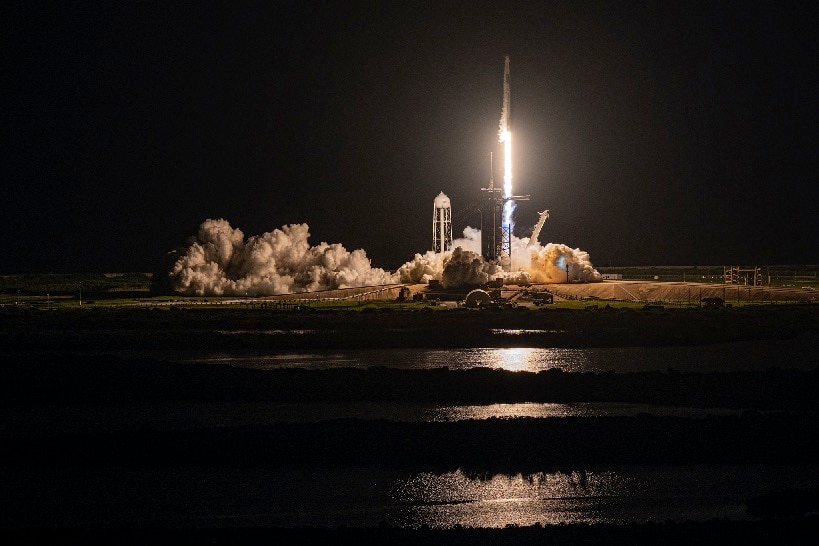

{"left": 395, "top": 227, "right": 488, "bottom": 285}
{"left": 397, "top": 227, "right": 602, "bottom": 286}
{"left": 440, "top": 247, "right": 502, "bottom": 288}
{"left": 510, "top": 236, "right": 603, "bottom": 284}
{"left": 169, "top": 219, "right": 398, "bottom": 296}
{"left": 169, "top": 219, "right": 601, "bottom": 296}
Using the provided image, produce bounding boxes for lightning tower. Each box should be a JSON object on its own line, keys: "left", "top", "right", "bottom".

{"left": 432, "top": 191, "right": 452, "bottom": 253}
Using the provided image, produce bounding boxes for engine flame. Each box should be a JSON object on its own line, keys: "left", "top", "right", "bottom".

{"left": 500, "top": 129, "right": 513, "bottom": 226}
{"left": 498, "top": 55, "right": 514, "bottom": 237}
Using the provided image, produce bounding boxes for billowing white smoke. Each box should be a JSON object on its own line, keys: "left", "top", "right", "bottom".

{"left": 440, "top": 247, "right": 502, "bottom": 288}
{"left": 397, "top": 227, "right": 602, "bottom": 286}
{"left": 511, "top": 237, "right": 603, "bottom": 284}
{"left": 169, "top": 219, "right": 399, "bottom": 296}
{"left": 169, "top": 219, "right": 601, "bottom": 296}
{"left": 395, "top": 227, "right": 486, "bottom": 285}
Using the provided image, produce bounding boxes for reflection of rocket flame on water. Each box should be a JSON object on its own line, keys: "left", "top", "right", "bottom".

{"left": 499, "top": 55, "right": 513, "bottom": 229}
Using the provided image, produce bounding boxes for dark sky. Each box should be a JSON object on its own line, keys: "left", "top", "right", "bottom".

{"left": 3, "top": 1, "right": 816, "bottom": 273}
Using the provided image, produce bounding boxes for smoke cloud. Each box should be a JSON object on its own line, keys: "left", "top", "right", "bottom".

{"left": 169, "top": 219, "right": 399, "bottom": 296}
{"left": 440, "top": 247, "right": 502, "bottom": 288}
{"left": 168, "top": 220, "right": 601, "bottom": 296}
{"left": 513, "top": 239, "right": 603, "bottom": 284}
{"left": 397, "top": 228, "right": 602, "bottom": 287}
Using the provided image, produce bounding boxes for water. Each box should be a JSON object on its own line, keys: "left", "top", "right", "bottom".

{"left": 8, "top": 336, "right": 816, "bottom": 530}
{"left": 0, "top": 401, "right": 743, "bottom": 435}
{"left": 172, "top": 335, "right": 817, "bottom": 373}
{"left": 4, "top": 465, "right": 817, "bottom": 528}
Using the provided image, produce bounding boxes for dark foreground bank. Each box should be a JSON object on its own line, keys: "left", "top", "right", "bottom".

{"left": 10, "top": 517, "right": 819, "bottom": 546}
{"left": 4, "top": 354, "right": 819, "bottom": 410}
{"left": 2, "top": 302, "right": 818, "bottom": 350}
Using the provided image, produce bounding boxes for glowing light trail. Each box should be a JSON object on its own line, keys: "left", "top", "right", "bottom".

{"left": 499, "top": 55, "right": 513, "bottom": 227}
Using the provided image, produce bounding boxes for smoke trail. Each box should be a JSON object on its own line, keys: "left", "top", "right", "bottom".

{"left": 498, "top": 56, "right": 510, "bottom": 143}
{"left": 169, "top": 219, "right": 398, "bottom": 296}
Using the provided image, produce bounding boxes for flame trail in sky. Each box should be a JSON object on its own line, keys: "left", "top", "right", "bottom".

{"left": 499, "top": 55, "right": 513, "bottom": 227}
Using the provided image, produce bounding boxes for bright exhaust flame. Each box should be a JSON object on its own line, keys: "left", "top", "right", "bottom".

{"left": 500, "top": 128, "right": 513, "bottom": 226}
{"left": 499, "top": 55, "right": 514, "bottom": 236}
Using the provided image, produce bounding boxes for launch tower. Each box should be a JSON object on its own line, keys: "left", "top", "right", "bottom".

{"left": 481, "top": 153, "right": 505, "bottom": 263}
{"left": 481, "top": 172, "right": 529, "bottom": 266}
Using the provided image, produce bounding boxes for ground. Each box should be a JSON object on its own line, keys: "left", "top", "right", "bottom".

{"left": 289, "top": 280, "right": 818, "bottom": 307}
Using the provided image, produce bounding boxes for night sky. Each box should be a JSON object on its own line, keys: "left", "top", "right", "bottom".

{"left": 3, "top": 1, "right": 816, "bottom": 274}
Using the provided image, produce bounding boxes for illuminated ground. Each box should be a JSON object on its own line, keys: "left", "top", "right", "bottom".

{"left": 252, "top": 280, "right": 818, "bottom": 306}
{"left": 535, "top": 280, "right": 817, "bottom": 305}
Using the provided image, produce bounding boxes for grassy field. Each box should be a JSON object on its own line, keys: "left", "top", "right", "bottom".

{"left": 1, "top": 267, "right": 817, "bottom": 311}
{"left": 597, "top": 264, "right": 819, "bottom": 287}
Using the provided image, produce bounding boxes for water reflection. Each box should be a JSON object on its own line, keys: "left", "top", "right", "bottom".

{"left": 215, "top": 329, "right": 327, "bottom": 335}
{"left": 173, "top": 336, "right": 817, "bottom": 373}
{"left": 0, "top": 402, "right": 742, "bottom": 435}
{"left": 426, "top": 402, "right": 740, "bottom": 421}
{"left": 391, "top": 469, "right": 619, "bottom": 509}
{"left": 8, "top": 464, "right": 816, "bottom": 528}
{"left": 187, "top": 347, "right": 579, "bottom": 372}
{"left": 490, "top": 348, "right": 539, "bottom": 371}
{"left": 388, "top": 468, "right": 667, "bottom": 527}
{"left": 386, "top": 465, "right": 819, "bottom": 528}
{"left": 489, "top": 329, "right": 566, "bottom": 335}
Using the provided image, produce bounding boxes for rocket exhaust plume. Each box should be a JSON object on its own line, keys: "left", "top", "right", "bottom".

{"left": 499, "top": 54, "right": 513, "bottom": 228}
{"left": 168, "top": 219, "right": 399, "bottom": 296}
{"left": 397, "top": 227, "right": 602, "bottom": 287}
{"left": 168, "top": 219, "right": 600, "bottom": 295}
